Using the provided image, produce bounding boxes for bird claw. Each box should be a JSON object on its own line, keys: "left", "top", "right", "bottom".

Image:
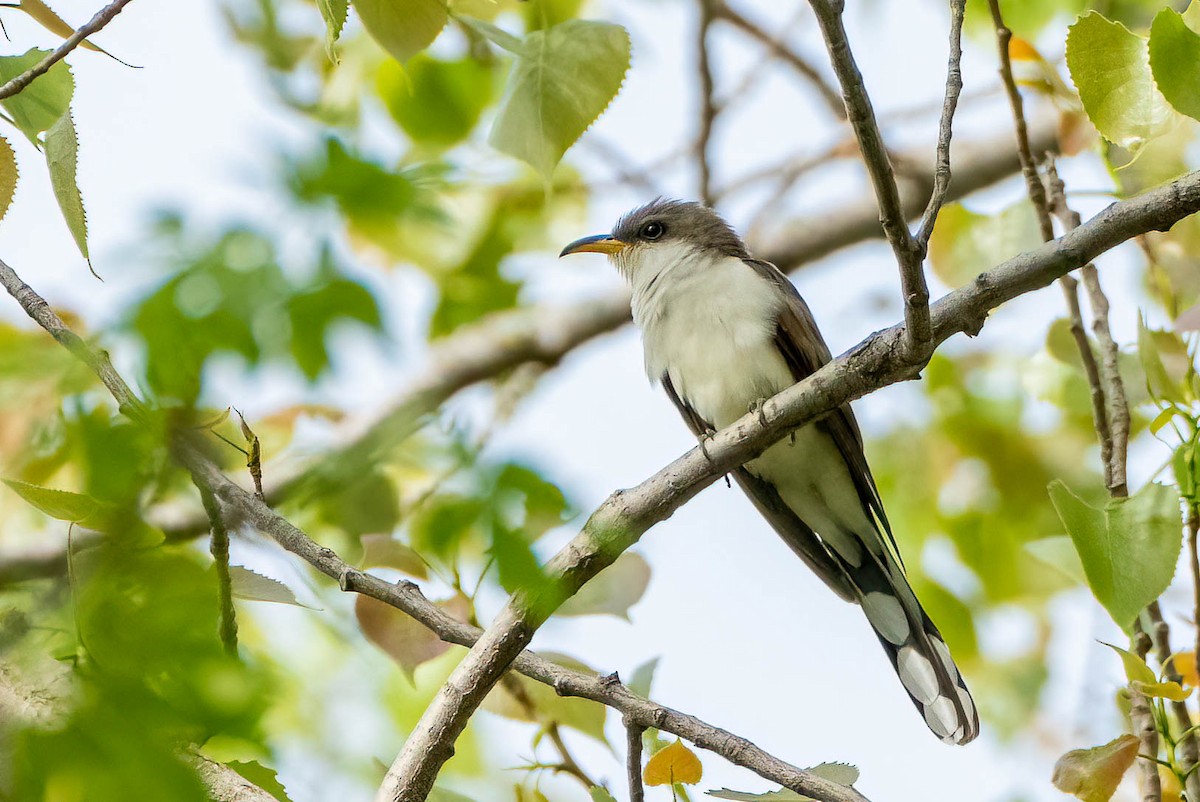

{"left": 699, "top": 429, "right": 717, "bottom": 462}
{"left": 748, "top": 398, "right": 769, "bottom": 427}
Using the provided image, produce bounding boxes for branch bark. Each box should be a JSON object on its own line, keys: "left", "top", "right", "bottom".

{"left": 807, "top": 0, "right": 932, "bottom": 354}
{"left": 0, "top": 0, "right": 135, "bottom": 101}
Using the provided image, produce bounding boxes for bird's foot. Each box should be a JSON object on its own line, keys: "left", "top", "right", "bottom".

{"left": 748, "top": 398, "right": 769, "bottom": 427}
{"left": 699, "top": 428, "right": 718, "bottom": 462}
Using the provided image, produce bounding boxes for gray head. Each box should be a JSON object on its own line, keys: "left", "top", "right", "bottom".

{"left": 559, "top": 199, "right": 749, "bottom": 273}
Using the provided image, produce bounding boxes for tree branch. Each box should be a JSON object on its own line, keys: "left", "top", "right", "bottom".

{"left": 696, "top": 0, "right": 718, "bottom": 205}
{"left": 371, "top": 169, "right": 1200, "bottom": 801}
{"left": 626, "top": 718, "right": 646, "bottom": 802}
{"left": 197, "top": 479, "right": 238, "bottom": 657}
{"left": 914, "top": 0, "right": 966, "bottom": 246}
{"left": 806, "top": 0, "right": 933, "bottom": 355}
{"left": 0, "top": 0, "right": 135, "bottom": 101}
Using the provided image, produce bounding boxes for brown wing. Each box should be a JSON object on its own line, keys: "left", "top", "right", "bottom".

{"left": 661, "top": 373, "right": 856, "bottom": 601}
{"left": 743, "top": 258, "right": 900, "bottom": 563}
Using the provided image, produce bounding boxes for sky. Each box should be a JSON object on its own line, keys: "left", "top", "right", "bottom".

{"left": 0, "top": 1, "right": 1171, "bottom": 801}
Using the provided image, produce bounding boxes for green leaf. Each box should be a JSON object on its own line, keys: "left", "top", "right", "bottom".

{"left": 1149, "top": 406, "right": 1179, "bottom": 435}
{"left": 488, "top": 19, "right": 630, "bottom": 176}
{"left": 0, "top": 134, "right": 17, "bottom": 223}
{"left": 708, "top": 790, "right": 811, "bottom": 802}
{"left": 628, "top": 657, "right": 659, "bottom": 698}
{"left": 44, "top": 111, "right": 89, "bottom": 264}
{"left": 1052, "top": 734, "right": 1140, "bottom": 802}
{"left": 228, "top": 566, "right": 316, "bottom": 609}
{"left": 224, "top": 761, "right": 293, "bottom": 802}
{"left": 1025, "top": 536, "right": 1086, "bottom": 584}
{"left": 1066, "top": 11, "right": 1175, "bottom": 151}
{"left": 0, "top": 49, "right": 74, "bottom": 145}
{"left": 1101, "top": 641, "right": 1156, "bottom": 684}
{"left": 1049, "top": 480, "right": 1181, "bottom": 632}
{"left": 589, "top": 789, "right": 619, "bottom": 802}
{"left": 315, "top": 0, "right": 349, "bottom": 61}
{"left": 457, "top": 16, "right": 524, "bottom": 54}
{"left": 1137, "top": 316, "right": 1189, "bottom": 404}
{"left": 928, "top": 201, "right": 1042, "bottom": 287}
{"left": 805, "top": 763, "right": 859, "bottom": 787}
{"left": 557, "top": 551, "right": 651, "bottom": 619}
{"left": 3, "top": 478, "right": 98, "bottom": 522}
{"left": 1149, "top": 8, "right": 1200, "bottom": 123}
{"left": 377, "top": 55, "right": 495, "bottom": 148}
{"left": 354, "top": 0, "right": 447, "bottom": 62}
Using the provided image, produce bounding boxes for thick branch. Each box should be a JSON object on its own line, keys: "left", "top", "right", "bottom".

{"left": 0, "top": 0, "right": 135, "bottom": 101}
{"left": 373, "top": 170, "right": 1200, "bottom": 802}
{"left": 807, "top": 0, "right": 931, "bottom": 354}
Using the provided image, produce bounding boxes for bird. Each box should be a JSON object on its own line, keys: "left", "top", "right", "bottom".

{"left": 560, "top": 198, "right": 979, "bottom": 745}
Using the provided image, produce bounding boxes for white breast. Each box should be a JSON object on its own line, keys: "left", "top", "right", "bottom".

{"left": 631, "top": 251, "right": 793, "bottom": 430}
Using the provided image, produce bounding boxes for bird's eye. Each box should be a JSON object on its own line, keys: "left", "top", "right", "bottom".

{"left": 641, "top": 221, "right": 666, "bottom": 241}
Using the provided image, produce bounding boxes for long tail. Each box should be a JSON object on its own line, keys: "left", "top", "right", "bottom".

{"left": 839, "top": 547, "right": 979, "bottom": 745}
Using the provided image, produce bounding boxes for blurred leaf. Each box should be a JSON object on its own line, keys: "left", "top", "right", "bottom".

{"left": 928, "top": 201, "right": 1042, "bottom": 287}
{"left": 1052, "top": 734, "right": 1140, "bottom": 802}
{"left": 429, "top": 208, "right": 521, "bottom": 337}
{"left": 708, "top": 790, "right": 810, "bottom": 801}
{"left": 965, "top": 0, "right": 1087, "bottom": 39}
{"left": 522, "top": 0, "right": 585, "bottom": 30}
{"left": 1050, "top": 481, "right": 1181, "bottom": 632}
{"left": 225, "top": 760, "right": 293, "bottom": 802}
{"left": 489, "top": 521, "right": 548, "bottom": 596}
{"left": 1132, "top": 679, "right": 1191, "bottom": 700}
{"left": 3, "top": 478, "right": 98, "bottom": 522}
{"left": 1025, "top": 536, "right": 1087, "bottom": 584}
{"left": 1149, "top": 8, "right": 1200, "bottom": 122}
{"left": 493, "top": 462, "right": 571, "bottom": 538}
{"left": 1176, "top": 652, "right": 1199, "bottom": 686}
{"left": 229, "top": 566, "right": 315, "bottom": 608}
{"left": 590, "top": 788, "right": 619, "bottom": 802}
{"left": 488, "top": 19, "right": 630, "bottom": 176}
{"left": 628, "top": 657, "right": 659, "bottom": 698}
{"left": 1138, "top": 315, "right": 1189, "bottom": 404}
{"left": 429, "top": 788, "right": 476, "bottom": 802}
{"left": 557, "top": 552, "right": 650, "bottom": 619}
{"left": 1102, "top": 641, "right": 1157, "bottom": 684}
{"left": 45, "top": 111, "right": 89, "bottom": 264}
{"left": 315, "top": 469, "right": 401, "bottom": 537}
{"left": 378, "top": 55, "right": 495, "bottom": 148}
{"left": 483, "top": 652, "right": 607, "bottom": 742}
{"left": 360, "top": 534, "right": 429, "bottom": 578}
{"left": 1066, "top": 11, "right": 1175, "bottom": 151}
{"left": 0, "top": 134, "right": 16, "bottom": 223}
{"left": 644, "top": 739, "right": 703, "bottom": 786}
{"left": 284, "top": 254, "right": 382, "bottom": 381}
{"left": 0, "top": 49, "right": 74, "bottom": 145}
{"left": 355, "top": 0, "right": 446, "bottom": 62}
{"left": 408, "top": 493, "right": 486, "bottom": 561}
{"left": 316, "top": 0, "right": 349, "bottom": 61}
{"left": 356, "top": 593, "right": 470, "bottom": 679}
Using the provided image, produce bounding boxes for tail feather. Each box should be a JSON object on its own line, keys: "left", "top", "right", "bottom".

{"left": 840, "top": 546, "right": 979, "bottom": 745}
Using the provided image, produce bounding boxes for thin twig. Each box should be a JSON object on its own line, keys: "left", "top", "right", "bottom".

{"left": 0, "top": 0, "right": 135, "bottom": 101}
{"left": 914, "top": 0, "right": 966, "bottom": 246}
{"left": 806, "top": 0, "right": 932, "bottom": 356}
{"left": 713, "top": 3, "right": 845, "bottom": 119}
{"left": 499, "top": 673, "right": 598, "bottom": 790}
{"left": 1058, "top": 274, "right": 1113, "bottom": 473}
{"left": 626, "top": 718, "right": 646, "bottom": 802}
{"left": 197, "top": 481, "right": 238, "bottom": 657}
{"left": 696, "top": 0, "right": 718, "bottom": 205}
{"left": 1132, "top": 623, "right": 1165, "bottom": 802}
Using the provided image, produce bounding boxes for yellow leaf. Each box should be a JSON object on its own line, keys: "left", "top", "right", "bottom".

{"left": 0, "top": 135, "right": 16, "bottom": 224}
{"left": 643, "top": 739, "right": 703, "bottom": 787}
{"left": 1133, "top": 680, "right": 1192, "bottom": 701}
{"left": 1174, "top": 652, "right": 1199, "bottom": 686}
{"left": 18, "top": 0, "right": 102, "bottom": 51}
{"left": 1052, "top": 734, "right": 1140, "bottom": 802}
{"left": 1009, "top": 36, "right": 1044, "bottom": 62}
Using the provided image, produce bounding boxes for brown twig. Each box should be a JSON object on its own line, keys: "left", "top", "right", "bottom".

{"left": 626, "top": 718, "right": 646, "bottom": 802}
{"left": 914, "top": 0, "right": 966, "bottom": 246}
{"left": 713, "top": 3, "right": 845, "bottom": 119}
{"left": 1146, "top": 601, "right": 1200, "bottom": 800}
{"left": 696, "top": 0, "right": 718, "bottom": 205}
{"left": 1132, "top": 623, "right": 1165, "bottom": 802}
{"left": 499, "top": 674, "right": 598, "bottom": 790}
{"left": 806, "top": 0, "right": 932, "bottom": 356}
{"left": 0, "top": 0, "right": 135, "bottom": 101}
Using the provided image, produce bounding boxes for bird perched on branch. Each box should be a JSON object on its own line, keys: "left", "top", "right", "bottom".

{"left": 561, "top": 198, "right": 979, "bottom": 745}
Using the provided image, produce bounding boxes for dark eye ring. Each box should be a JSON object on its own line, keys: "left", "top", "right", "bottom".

{"left": 641, "top": 221, "right": 666, "bottom": 241}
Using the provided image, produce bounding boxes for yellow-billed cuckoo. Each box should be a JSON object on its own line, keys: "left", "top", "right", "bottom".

{"left": 561, "top": 198, "right": 979, "bottom": 745}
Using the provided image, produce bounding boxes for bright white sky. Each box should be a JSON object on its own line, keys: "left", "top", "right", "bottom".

{"left": 0, "top": 1, "right": 1174, "bottom": 801}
